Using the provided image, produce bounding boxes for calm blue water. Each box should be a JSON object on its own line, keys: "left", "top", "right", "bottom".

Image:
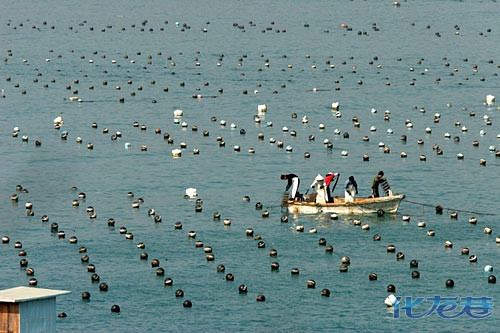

{"left": 1, "top": 0, "right": 500, "bottom": 331}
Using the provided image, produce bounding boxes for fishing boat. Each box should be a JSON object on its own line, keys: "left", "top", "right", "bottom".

{"left": 281, "top": 192, "right": 405, "bottom": 215}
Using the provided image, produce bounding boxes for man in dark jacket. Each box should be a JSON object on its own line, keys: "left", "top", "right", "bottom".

{"left": 371, "top": 171, "right": 384, "bottom": 198}
{"left": 281, "top": 174, "right": 300, "bottom": 200}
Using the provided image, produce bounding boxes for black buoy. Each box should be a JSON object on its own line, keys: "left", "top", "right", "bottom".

{"left": 111, "top": 305, "right": 120, "bottom": 313}
{"left": 446, "top": 279, "right": 454, "bottom": 288}
{"left": 387, "top": 284, "right": 396, "bottom": 293}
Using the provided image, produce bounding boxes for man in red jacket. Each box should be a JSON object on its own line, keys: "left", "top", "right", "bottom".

{"left": 324, "top": 172, "right": 340, "bottom": 203}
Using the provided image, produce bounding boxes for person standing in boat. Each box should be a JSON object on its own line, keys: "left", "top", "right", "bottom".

{"left": 371, "top": 171, "right": 392, "bottom": 197}
{"left": 344, "top": 176, "right": 358, "bottom": 203}
{"left": 324, "top": 172, "right": 340, "bottom": 203}
{"left": 310, "top": 174, "right": 328, "bottom": 204}
{"left": 281, "top": 173, "right": 300, "bottom": 200}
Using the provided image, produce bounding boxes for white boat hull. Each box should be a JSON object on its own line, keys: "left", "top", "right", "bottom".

{"left": 283, "top": 194, "right": 405, "bottom": 215}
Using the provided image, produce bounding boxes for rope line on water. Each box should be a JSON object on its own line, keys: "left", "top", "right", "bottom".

{"left": 403, "top": 199, "right": 497, "bottom": 216}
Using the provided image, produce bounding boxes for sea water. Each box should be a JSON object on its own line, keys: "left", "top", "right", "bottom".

{"left": 1, "top": 0, "right": 500, "bottom": 331}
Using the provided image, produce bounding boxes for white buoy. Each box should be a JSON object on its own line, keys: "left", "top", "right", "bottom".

{"left": 173, "top": 109, "right": 183, "bottom": 117}
{"left": 172, "top": 149, "right": 182, "bottom": 157}
{"left": 334, "top": 129, "right": 341, "bottom": 135}
{"left": 124, "top": 142, "right": 131, "bottom": 149}
{"left": 370, "top": 126, "right": 377, "bottom": 132}
{"left": 480, "top": 130, "right": 486, "bottom": 136}
{"left": 53, "top": 116, "right": 64, "bottom": 125}
{"left": 69, "top": 96, "right": 79, "bottom": 102}
{"left": 486, "top": 95, "right": 495, "bottom": 106}
{"left": 185, "top": 188, "right": 197, "bottom": 198}
{"left": 285, "top": 145, "right": 293, "bottom": 152}
{"left": 385, "top": 294, "right": 398, "bottom": 307}
{"left": 484, "top": 265, "right": 493, "bottom": 272}
{"left": 387, "top": 129, "right": 394, "bottom": 134}
{"left": 341, "top": 150, "right": 348, "bottom": 156}
{"left": 371, "top": 108, "right": 377, "bottom": 114}
{"left": 257, "top": 104, "right": 267, "bottom": 113}
{"left": 302, "top": 116, "right": 308, "bottom": 123}
{"left": 331, "top": 102, "right": 340, "bottom": 111}
{"left": 444, "top": 133, "right": 451, "bottom": 138}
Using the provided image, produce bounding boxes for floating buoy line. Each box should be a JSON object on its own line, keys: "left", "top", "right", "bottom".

{"left": 403, "top": 198, "right": 497, "bottom": 216}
